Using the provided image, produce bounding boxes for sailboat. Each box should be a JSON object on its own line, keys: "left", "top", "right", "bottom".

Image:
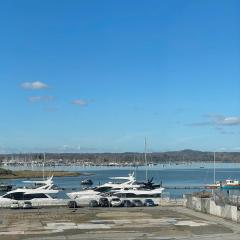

{"left": 205, "top": 152, "right": 221, "bottom": 189}
{"left": 205, "top": 152, "right": 240, "bottom": 190}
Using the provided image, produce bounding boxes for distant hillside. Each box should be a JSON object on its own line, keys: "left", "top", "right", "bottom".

{"left": 1, "top": 150, "right": 240, "bottom": 164}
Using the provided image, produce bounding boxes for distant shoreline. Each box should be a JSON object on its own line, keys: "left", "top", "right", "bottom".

{"left": 2, "top": 150, "right": 240, "bottom": 165}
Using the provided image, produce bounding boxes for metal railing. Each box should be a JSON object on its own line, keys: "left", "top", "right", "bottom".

{"left": 212, "top": 191, "right": 240, "bottom": 209}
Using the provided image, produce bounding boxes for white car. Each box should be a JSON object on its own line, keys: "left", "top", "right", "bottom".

{"left": 10, "top": 201, "right": 19, "bottom": 209}
{"left": 23, "top": 201, "right": 33, "bottom": 209}
{"left": 110, "top": 198, "right": 122, "bottom": 207}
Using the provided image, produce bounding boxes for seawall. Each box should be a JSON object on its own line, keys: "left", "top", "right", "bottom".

{"left": 184, "top": 194, "right": 240, "bottom": 222}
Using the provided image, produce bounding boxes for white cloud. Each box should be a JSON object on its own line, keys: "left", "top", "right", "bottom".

{"left": 187, "top": 114, "right": 240, "bottom": 127}
{"left": 72, "top": 99, "right": 88, "bottom": 106}
{"left": 21, "top": 81, "right": 49, "bottom": 90}
{"left": 28, "top": 96, "right": 54, "bottom": 102}
{"left": 213, "top": 115, "right": 240, "bottom": 126}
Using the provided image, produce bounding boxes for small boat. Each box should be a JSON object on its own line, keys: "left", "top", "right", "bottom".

{"left": 0, "top": 183, "right": 13, "bottom": 192}
{"left": 81, "top": 179, "right": 93, "bottom": 185}
{"left": 206, "top": 179, "right": 240, "bottom": 190}
{"left": 205, "top": 182, "right": 220, "bottom": 189}
{"left": 221, "top": 179, "right": 240, "bottom": 190}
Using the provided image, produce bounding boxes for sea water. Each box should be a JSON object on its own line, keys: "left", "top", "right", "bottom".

{"left": 3, "top": 162, "right": 240, "bottom": 198}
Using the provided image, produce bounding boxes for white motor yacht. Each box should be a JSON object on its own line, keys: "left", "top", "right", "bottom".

{"left": 67, "top": 172, "right": 164, "bottom": 206}
{"left": 112, "top": 186, "right": 165, "bottom": 205}
{"left": 0, "top": 176, "right": 66, "bottom": 208}
{"left": 67, "top": 173, "right": 142, "bottom": 205}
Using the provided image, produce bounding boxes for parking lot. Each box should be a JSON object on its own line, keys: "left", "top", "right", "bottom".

{"left": 0, "top": 206, "right": 240, "bottom": 240}
{"left": 69, "top": 197, "right": 157, "bottom": 208}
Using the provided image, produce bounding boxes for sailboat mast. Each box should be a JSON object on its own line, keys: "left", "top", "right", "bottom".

{"left": 145, "top": 137, "right": 148, "bottom": 181}
{"left": 213, "top": 151, "right": 216, "bottom": 184}
{"left": 43, "top": 152, "right": 45, "bottom": 180}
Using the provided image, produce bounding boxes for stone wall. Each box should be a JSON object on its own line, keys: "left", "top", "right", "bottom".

{"left": 184, "top": 194, "right": 239, "bottom": 222}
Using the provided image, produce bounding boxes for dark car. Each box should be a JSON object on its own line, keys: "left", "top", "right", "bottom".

{"left": 99, "top": 197, "right": 110, "bottom": 207}
{"left": 122, "top": 200, "right": 134, "bottom": 207}
{"left": 68, "top": 200, "right": 78, "bottom": 208}
{"left": 144, "top": 199, "right": 155, "bottom": 207}
{"left": 89, "top": 200, "right": 99, "bottom": 207}
{"left": 132, "top": 199, "right": 143, "bottom": 207}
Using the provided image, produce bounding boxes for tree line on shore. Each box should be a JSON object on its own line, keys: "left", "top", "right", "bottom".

{"left": 1, "top": 149, "right": 240, "bottom": 164}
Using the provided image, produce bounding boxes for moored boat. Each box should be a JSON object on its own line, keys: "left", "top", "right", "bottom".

{"left": 0, "top": 176, "right": 67, "bottom": 208}
{"left": 67, "top": 172, "right": 164, "bottom": 206}
{"left": 0, "top": 183, "right": 13, "bottom": 192}
{"left": 221, "top": 179, "right": 240, "bottom": 190}
{"left": 81, "top": 179, "right": 93, "bottom": 185}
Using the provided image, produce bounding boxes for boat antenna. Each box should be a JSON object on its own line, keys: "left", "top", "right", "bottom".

{"left": 145, "top": 137, "right": 148, "bottom": 181}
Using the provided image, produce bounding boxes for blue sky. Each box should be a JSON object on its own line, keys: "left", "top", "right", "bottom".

{"left": 0, "top": 0, "right": 240, "bottom": 153}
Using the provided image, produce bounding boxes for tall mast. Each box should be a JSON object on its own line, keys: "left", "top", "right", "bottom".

{"left": 213, "top": 151, "right": 216, "bottom": 183}
{"left": 134, "top": 154, "right": 137, "bottom": 179}
{"left": 43, "top": 152, "right": 45, "bottom": 180}
{"left": 145, "top": 137, "right": 148, "bottom": 181}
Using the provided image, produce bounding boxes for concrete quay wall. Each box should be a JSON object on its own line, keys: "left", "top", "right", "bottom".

{"left": 184, "top": 194, "right": 239, "bottom": 222}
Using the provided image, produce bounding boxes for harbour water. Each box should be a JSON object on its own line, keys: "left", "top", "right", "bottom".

{"left": 3, "top": 162, "right": 240, "bottom": 198}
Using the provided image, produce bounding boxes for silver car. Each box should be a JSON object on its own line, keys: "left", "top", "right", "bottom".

{"left": 110, "top": 198, "right": 122, "bottom": 207}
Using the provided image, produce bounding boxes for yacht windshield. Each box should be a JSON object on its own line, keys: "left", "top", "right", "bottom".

{"left": 93, "top": 186, "right": 112, "bottom": 193}
{"left": 2, "top": 192, "right": 50, "bottom": 200}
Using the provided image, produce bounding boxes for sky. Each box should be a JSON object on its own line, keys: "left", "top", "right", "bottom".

{"left": 0, "top": 0, "right": 240, "bottom": 153}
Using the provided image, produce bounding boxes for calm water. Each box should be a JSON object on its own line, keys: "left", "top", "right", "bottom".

{"left": 3, "top": 162, "right": 240, "bottom": 198}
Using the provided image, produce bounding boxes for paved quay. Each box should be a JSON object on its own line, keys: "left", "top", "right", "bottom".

{"left": 0, "top": 206, "right": 240, "bottom": 240}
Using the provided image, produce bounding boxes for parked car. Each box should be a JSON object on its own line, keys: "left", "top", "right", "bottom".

{"left": 110, "top": 198, "right": 122, "bottom": 207}
{"left": 144, "top": 199, "right": 155, "bottom": 207}
{"left": 99, "top": 197, "right": 110, "bottom": 207}
{"left": 122, "top": 200, "right": 134, "bottom": 207}
{"left": 22, "top": 201, "right": 33, "bottom": 209}
{"left": 10, "top": 201, "right": 19, "bottom": 209}
{"left": 68, "top": 200, "right": 78, "bottom": 208}
{"left": 132, "top": 199, "right": 143, "bottom": 207}
{"left": 89, "top": 200, "right": 99, "bottom": 207}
